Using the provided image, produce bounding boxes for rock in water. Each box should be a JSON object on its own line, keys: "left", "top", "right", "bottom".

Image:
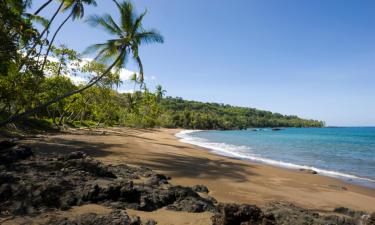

{"left": 299, "top": 168, "right": 318, "bottom": 174}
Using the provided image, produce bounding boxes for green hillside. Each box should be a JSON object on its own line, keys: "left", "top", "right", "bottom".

{"left": 159, "top": 97, "right": 325, "bottom": 130}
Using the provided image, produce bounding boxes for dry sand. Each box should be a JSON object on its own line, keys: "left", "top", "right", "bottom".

{"left": 20, "top": 127, "right": 375, "bottom": 224}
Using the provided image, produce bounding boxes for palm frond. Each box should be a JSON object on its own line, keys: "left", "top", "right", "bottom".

{"left": 86, "top": 14, "right": 122, "bottom": 35}
{"left": 25, "top": 14, "right": 49, "bottom": 28}
{"left": 132, "top": 9, "right": 147, "bottom": 34}
{"left": 118, "top": 1, "right": 135, "bottom": 32}
{"left": 135, "top": 29, "right": 164, "bottom": 45}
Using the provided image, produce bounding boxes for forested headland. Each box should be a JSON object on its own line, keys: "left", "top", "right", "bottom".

{"left": 159, "top": 98, "right": 324, "bottom": 129}
{"left": 0, "top": 0, "right": 324, "bottom": 131}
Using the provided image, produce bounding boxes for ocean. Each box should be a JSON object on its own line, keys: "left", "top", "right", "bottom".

{"left": 176, "top": 127, "right": 375, "bottom": 188}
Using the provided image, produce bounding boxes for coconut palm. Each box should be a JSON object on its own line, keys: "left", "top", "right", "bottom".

{"left": 0, "top": 0, "right": 163, "bottom": 126}
{"left": 155, "top": 84, "right": 166, "bottom": 101}
{"left": 86, "top": 0, "right": 163, "bottom": 82}
{"left": 20, "top": 0, "right": 64, "bottom": 71}
{"left": 41, "top": 0, "right": 97, "bottom": 70}
{"left": 34, "top": 0, "right": 54, "bottom": 15}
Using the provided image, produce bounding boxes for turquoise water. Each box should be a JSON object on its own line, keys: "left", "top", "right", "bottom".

{"left": 176, "top": 128, "right": 375, "bottom": 188}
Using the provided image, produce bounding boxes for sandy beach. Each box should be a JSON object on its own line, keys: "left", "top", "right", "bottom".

{"left": 22, "top": 127, "right": 375, "bottom": 214}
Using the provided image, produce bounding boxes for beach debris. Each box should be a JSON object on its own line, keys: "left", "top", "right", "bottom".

{"left": 299, "top": 168, "right": 318, "bottom": 175}
{"left": 211, "top": 203, "right": 275, "bottom": 225}
{"left": 192, "top": 184, "right": 209, "bottom": 193}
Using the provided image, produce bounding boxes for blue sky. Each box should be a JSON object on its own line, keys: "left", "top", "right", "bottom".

{"left": 33, "top": 0, "right": 375, "bottom": 126}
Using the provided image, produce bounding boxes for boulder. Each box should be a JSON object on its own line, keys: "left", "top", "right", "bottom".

{"left": 192, "top": 184, "right": 209, "bottom": 193}
{"left": 0, "top": 144, "right": 33, "bottom": 164}
{"left": 211, "top": 203, "right": 275, "bottom": 225}
{"left": 145, "top": 174, "right": 169, "bottom": 186}
{"left": 166, "top": 196, "right": 216, "bottom": 213}
{"left": 299, "top": 168, "right": 318, "bottom": 175}
{"left": 0, "top": 140, "right": 17, "bottom": 150}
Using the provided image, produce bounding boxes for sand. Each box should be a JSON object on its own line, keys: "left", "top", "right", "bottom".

{"left": 20, "top": 127, "right": 375, "bottom": 224}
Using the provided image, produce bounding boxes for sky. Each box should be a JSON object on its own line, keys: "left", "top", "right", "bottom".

{"left": 33, "top": 0, "right": 375, "bottom": 126}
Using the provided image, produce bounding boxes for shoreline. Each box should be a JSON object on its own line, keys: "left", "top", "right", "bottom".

{"left": 174, "top": 129, "right": 375, "bottom": 189}
{"left": 23, "top": 127, "right": 375, "bottom": 212}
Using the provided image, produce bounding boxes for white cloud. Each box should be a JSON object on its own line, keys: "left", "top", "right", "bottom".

{"left": 118, "top": 68, "right": 139, "bottom": 81}
{"left": 64, "top": 74, "right": 86, "bottom": 85}
{"left": 44, "top": 56, "right": 152, "bottom": 88}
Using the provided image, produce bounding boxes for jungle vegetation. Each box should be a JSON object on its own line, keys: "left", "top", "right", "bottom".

{"left": 0, "top": 0, "right": 324, "bottom": 130}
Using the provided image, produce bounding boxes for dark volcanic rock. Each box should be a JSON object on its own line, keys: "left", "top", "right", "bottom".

{"left": 366, "top": 213, "right": 375, "bottom": 225}
{"left": 211, "top": 203, "right": 275, "bottom": 225}
{"left": 0, "top": 144, "right": 33, "bottom": 164}
{"left": 166, "top": 196, "right": 216, "bottom": 213}
{"left": 145, "top": 174, "right": 169, "bottom": 186}
{"left": 0, "top": 172, "right": 17, "bottom": 184}
{"left": 144, "top": 219, "right": 157, "bottom": 225}
{"left": 48, "top": 210, "right": 141, "bottom": 225}
{"left": 65, "top": 151, "right": 87, "bottom": 160}
{"left": 299, "top": 169, "right": 318, "bottom": 175}
{"left": 64, "top": 156, "right": 117, "bottom": 178}
{"left": 263, "top": 202, "right": 373, "bottom": 225}
{"left": 0, "top": 145, "right": 219, "bottom": 217}
{"left": 192, "top": 184, "right": 209, "bottom": 193}
{"left": 0, "top": 140, "right": 17, "bottom": 150}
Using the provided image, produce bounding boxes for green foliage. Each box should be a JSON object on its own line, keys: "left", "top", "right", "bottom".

{"left": 158, "top": 97, "right": 325, "bottom": 130}
{"left": 0, "top": 0, "right": 324, "bottom": 130}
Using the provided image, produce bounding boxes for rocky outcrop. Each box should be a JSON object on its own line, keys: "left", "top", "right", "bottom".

{"left": 192, "top": 184, "right": 209, "bottom": 193}
{"left": 47, "top": 210, "right": 142, "bottom": 225}
{"left": 211, "top": 203, "right": 275, "bottom": 225}
{"left": 0, "top": 144, "right": 216, "bottom": 218}
{"left": 263, "top": 202, "right": 374, "bottom": 225}
{"left": 0, "top": 140, "right": 33, "bottom": 164}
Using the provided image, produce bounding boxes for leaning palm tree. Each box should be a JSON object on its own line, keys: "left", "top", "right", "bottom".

{"left": 0, "top": 0, "right": 163, "bottom": 127}
{"left": 41, "top": 0, "right": 97, "bottom": 70}
{"left": 34, "top": 0, "right": 54, "bottom": 15}
{"left": 86, "top": 0, "right": 163, "bottom": 83}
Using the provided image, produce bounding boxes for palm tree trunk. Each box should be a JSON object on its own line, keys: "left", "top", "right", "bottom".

{"left": 0, "top": 53, "right": 123, "bottom": 127}
{"left": 41, "top": 11, "right": 74, "bottom": 71}
{"left": 34, "top": 0, "right": 53, "bottom": 15}
{"left": 20, "top": 1, "right": 64, "bottom": 71}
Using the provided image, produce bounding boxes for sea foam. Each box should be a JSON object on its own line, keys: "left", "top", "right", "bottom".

{"left": 175, "top": 130, "right": 375, "bottom": 188}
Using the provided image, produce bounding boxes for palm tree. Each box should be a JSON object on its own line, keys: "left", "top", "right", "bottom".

{"left": 155, "top": 84, "right": 166, "bottom": 102}
{"left": 86, "top": 0, "right": 163, "bottom": 81}
{"left": 130, "top": 73, "right": 137, "bottom": 90}
{"left": 20, "top": 0, "right": 64, "bottom": 71}
{"left": 0, "top": 0, "right": 163, "bottom": 127}
{"left": 34, "top": 0, "right": 54, "bottom": 15}
{"left": 41, "top": 0, "right": 97, "bottom": 70}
